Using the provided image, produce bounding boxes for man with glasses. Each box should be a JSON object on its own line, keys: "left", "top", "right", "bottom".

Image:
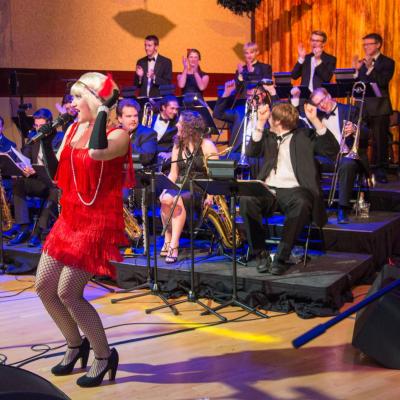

{"left": 353, "top": 33, "right": 395, "bottom": 183}
{"left": 308, "top": 88, "right": 369, "bottom": 223}
{"left": 291, "top": 30, "right": 336, "bottom": 92}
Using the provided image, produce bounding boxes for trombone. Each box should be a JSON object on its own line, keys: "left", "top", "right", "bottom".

{"left": 141, "top": 102, "right": 153, "bottom": 127}
{"left": 327, "top": 81, "right": 367, "bottom": 207}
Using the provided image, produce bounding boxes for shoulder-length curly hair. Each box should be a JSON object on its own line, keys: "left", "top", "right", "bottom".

{"left": 174, "top": 110, "right": 206, "bottom": 148}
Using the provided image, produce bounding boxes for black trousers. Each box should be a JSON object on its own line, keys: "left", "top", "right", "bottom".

{"left": 12, "top": 177, "right": 59, "bottom": 231}
{"left": 367, "top": 115, "right": 390, "bottom": 169}
{"left": 316, "top": 156, "right": 364, "bottom": 208}
{"left": 240, "top": 187, "right": 313, "bottom": 262}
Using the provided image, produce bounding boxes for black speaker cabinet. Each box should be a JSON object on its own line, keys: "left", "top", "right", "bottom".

{"left": 352, "top": 264, "right": 400, "bottom": 369}
{"left": 0, "top": 365, "right": 70, "bottom": 400}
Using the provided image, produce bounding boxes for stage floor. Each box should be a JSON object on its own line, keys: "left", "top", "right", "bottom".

{"left": 0, "top": 273, "right": 399, "bottom": 400}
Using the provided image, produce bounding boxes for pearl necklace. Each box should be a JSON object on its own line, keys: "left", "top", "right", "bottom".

{"left": 70, "top": 140, "right": 104, "bottom": 207}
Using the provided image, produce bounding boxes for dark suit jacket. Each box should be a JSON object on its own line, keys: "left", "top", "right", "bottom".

{"left": 0, "top": 134, "right": 16, "bottom": 153}
{"left": 246, "top": 127, "right": 338, "bottom": 227}
{"left": 315, "top": 103, "right": 369, "bottom": 172}
{"left": 235, "top": 61, "right": 272, "bottom": 84}
{"left": 291, "top": 52, "right": 336, "bottom": 88}
{"left": 134, "top": 54, "right": 173, "bottom": 97}
{"left": 358, "top": 53, "right": 395, "bottom": 117}
{"left": 151, "top": 115, "right": 177, "bottom": 153}
{"left": 213, "top": 94, "right": 280, "bottom": 152}
{"left": 131, "top": 124, "right": 157, "bottom": 167}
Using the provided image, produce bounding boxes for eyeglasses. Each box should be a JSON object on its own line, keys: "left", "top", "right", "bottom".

{"left": 363, "top": 42, "right": 378, "bottom": 47}
{"left": 312, "top": 95, "right": 329, "bottom": 107}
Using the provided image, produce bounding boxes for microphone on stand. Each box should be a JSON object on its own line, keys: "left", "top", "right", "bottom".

{"left": 27, "top": 113, "right": 74, "bottom": 144}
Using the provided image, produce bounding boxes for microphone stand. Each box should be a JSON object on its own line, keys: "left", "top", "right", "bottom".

{"left": 146, "top": 132, "right": 226, "bottom": 321}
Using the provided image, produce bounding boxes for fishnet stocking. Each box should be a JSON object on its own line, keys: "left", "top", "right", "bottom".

{"left": 86, "top": 358, "right": 109, "bottom": 378}
{"left": 35, "top": 252, "right": 111, "bottom": 361}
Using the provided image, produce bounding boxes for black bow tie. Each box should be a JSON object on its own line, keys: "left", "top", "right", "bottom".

{"left": 159, "top": 116, "right": 169, "bottom": 123}
{"left": 147, "top": 57, "right": 155, "bottom": 62}
{"left": 273, "top": 131, "right": 292, "bottom": 143}
{"left": 324, "top": 106, "right": 337, "bottom": 118}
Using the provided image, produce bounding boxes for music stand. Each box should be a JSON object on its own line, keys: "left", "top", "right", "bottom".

{"left": 0, "top": 154, "right": 24, "bottom": 274}
{"left": 322, "top": 82, "right": 380, "bottom": 100}
{"left": 275, "top": 85, "right": 310, "bottom": 100}
{"left": 111, "top": 171, "right": 180, "bottom": 316}
{"left": 195, "top": 176, "right": 270, "bottom": 318}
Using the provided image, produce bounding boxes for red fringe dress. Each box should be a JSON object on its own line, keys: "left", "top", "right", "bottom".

{"left": 43, "top": 123, "right": 134, "bottom": 278}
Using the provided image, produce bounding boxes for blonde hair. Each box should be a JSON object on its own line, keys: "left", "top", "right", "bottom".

{"left": 70, "top": 72, "right": 119, "bottom": 117}
{"left": 271, "top": 103, "right": 299, "bottom": 131}
{"left": 243, "top": 42, "right": 259, "bottom": 53}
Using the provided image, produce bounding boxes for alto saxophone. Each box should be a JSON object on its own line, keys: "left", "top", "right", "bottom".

{"left": 0, "top": 175, "right": 13, "bottom": 231}
{"left": 202, "top": 195, "right": 242, "bottom": 249}
{"left": 123, "top": 205, "right": 142, "bottom": 241}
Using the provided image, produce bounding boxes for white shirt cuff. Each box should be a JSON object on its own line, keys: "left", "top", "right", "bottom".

{"left": 298, "top": 57, "right": 305, "bottom": 64}
{"left": 290, "top": 97, "right": 300, "bottom": 107}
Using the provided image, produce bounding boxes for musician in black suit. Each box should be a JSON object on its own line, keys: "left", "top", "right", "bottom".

{"left": 354, "top": 33, "right": 395, "bottom": 183}
{"left": 134, "top": 35, "right": 173, "bottom": 98}
{"left": 9, "top": 108, "right": 59, "bottom": 247}
{"left": 291, "top": 31, "right": 336, "bottom": 91}
{"left": 117, "top": 98, "right": 157, "bottom": 167}
{"left": 213, "top": 80, "right": 279, "bottom": 178}
{"left": 235, "top": 42, "right": 272, "bottom": 86}
{"left": 239, "top": 102, "right": 338, "bottom": 275}
{"left": 308, "top": 88, "right": 369, "bottom": 223}
{"left": 0, "top": 116, "right": 17, "bottom": 153}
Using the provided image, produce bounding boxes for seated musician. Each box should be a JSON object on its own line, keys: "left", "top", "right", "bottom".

{"left": 9, "top": 108, "right": 59, "bottom": 247}
{"left": 239, "top": 102, "right": 338, "bottom": 275}
{"left": 307, "top": 87, "right": 370, "bottom": 223}
{"left": 159, "top": 110, "right": 217, "bottom": 263}
{"left": 0, "top": 115, "right": 17, "bottom": 201}
{"left": 151, "top": 95, "right": 179, "bottom": 169}
{"left": 213, "top": 80, "right": 278, "bottom": 178}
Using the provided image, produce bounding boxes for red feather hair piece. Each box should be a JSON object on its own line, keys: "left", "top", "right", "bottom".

{"left": 98, "top": 73, "right": 114, "bottom": 99}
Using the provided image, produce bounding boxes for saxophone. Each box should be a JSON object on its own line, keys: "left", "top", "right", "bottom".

{"left": 123, "top": 205, "right": 142, "bottom": 241}
{"left": 202, "top": 195, "right": 242, "bottom": 249}
{"left": 0, "top": 175, "right": 13, "bottom": 231}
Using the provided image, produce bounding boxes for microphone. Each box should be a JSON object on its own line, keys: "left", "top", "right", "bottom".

{"left": 27, "top": 113, "right": 74, "bottom": 144}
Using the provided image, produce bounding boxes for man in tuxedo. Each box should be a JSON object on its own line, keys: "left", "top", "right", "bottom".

{"left": 309, "top": 87, "right": 369, "bottom": 223}
{"left": 235, "top": 42, "right": 272, "bottom": 87}
{"left": 152, "top": 95, "right": 179, "bottom": 153}
{"left": 354, "top": 33, "right": 395, "bottom": 183}
{"left": 213, "top": 80, "right": 279, "bottom": 178}
{"left": 134, "top": 35, "right": 173, "bottom": 98}
{"left": 239, "top": 102, "right": 337, "bottom": 275}
{"left": 117, "top": 98, "right": 157, "bottom": 167}
{"left": 0, "top": 116, "right": 17, "bottom": 153}
{"left": 9, "top": 108, "right": 59, "bottom": 247}
{"left": 291, "top": 31, "right": 336, "bottom": 92}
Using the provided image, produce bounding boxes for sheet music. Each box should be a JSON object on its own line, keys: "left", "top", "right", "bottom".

{"left": 10, "top": 147, "right": 31, "bottom": 169}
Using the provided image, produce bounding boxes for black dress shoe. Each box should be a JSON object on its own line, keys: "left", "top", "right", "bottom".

{"left": 28, "top": 235, "right": 41, "bottom": 247}
{"left": 270, "top": 259, "right": 289, "bottom": 275}
{"left": 8, "top": 230, "right": 30, "bottom": 246}
{"left": 51, "top": 337, "right": 90, "bottom": 376}
{"left": 77, "top": 348, "right": 119, "bottom": 388}
{"left": 337, "top": 208, "right": 350, "bottom": 224}
{"left": 256, "top": 250, "right": 272, "bottom": 273}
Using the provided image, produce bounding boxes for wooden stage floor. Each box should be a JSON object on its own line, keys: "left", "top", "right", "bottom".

{"left": 0, "top": 274, "right": 398, "bottom": 400}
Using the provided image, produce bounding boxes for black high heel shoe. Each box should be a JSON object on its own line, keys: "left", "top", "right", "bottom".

{"left": 76, "top": 348, "right": 119, "bottom": 388}
{"left": 51, "top": 337, "right": 90, "bottom": 376}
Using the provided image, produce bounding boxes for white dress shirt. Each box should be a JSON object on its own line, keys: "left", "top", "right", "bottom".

{"left": 153, "top": 114, "right": 169, "bottom": 141}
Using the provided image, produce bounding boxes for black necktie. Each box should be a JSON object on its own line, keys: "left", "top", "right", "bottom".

{"left": 148, "top": 57, "right": 155, "bottom": 62}
{"left": 271, "top": 132, "right": 292, "bottom": 172}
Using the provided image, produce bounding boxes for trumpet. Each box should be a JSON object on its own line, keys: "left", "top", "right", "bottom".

{"left": 141, "top": 102, "right": 153, "bottom": 127}
{"left": 327, "top": 81, "right": 366, "bottom": 206}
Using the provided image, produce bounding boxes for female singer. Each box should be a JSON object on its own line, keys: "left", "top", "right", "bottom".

{"left": 35, "top": 72, "right": 133, "bottom": 387}
{"left": 159, "top": 110, "right": 217, "bottom": 263}
{"left": 177, "top": 49, "right": 210, "bottom": 96}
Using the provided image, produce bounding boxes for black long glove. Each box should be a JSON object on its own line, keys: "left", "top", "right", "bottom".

{"left": 88, "top": 89, "right": 119, "bottom": 150}
{"left": 39, "top": 125, "right": 59, "bottom": 180}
